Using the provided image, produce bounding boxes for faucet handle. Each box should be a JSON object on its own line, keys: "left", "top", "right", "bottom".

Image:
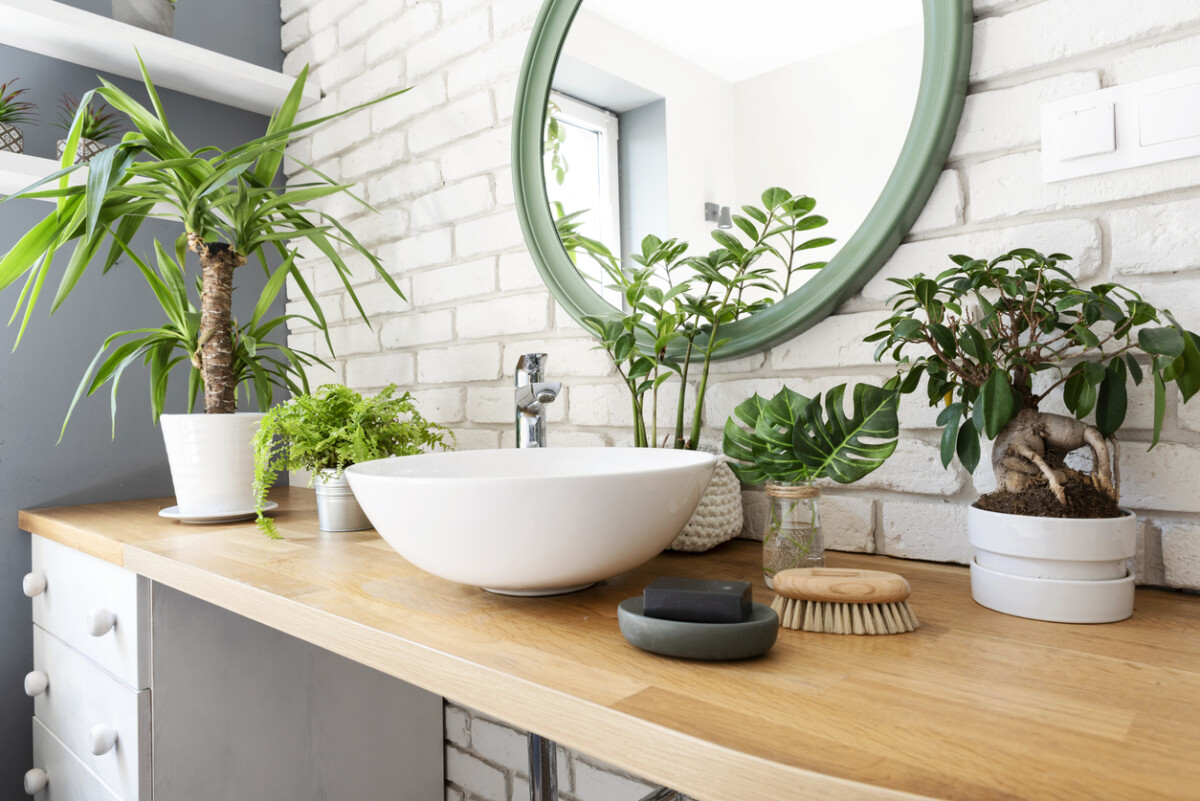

{"left": 516, "top": 353, "right": 548, "bottom": 383}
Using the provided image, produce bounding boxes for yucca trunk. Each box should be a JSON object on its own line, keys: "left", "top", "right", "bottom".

{"left": 188, "top": 233, "right": 245, "bottom": 414}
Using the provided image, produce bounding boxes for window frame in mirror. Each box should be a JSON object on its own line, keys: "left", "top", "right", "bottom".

{"left": 512, "top": 0, "right": 973, "bottom": 360}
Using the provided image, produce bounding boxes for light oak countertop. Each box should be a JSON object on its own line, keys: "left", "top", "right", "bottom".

{"left": 20, "top": 487, "right": 1200, "bottom": 801}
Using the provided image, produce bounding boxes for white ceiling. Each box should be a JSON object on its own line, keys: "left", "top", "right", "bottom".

{"left": 583, "top": 0, "right": 923, "bottom": 83}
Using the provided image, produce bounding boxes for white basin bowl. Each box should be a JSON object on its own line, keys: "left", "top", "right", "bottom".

{"left": 344, "top": 448, "right": 718, "bottom": 595}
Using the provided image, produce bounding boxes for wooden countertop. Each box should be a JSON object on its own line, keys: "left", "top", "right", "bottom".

{"left": 20, "top": 488, "right": 1200, "bottom": 801}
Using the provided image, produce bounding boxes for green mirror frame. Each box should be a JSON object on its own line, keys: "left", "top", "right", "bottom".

{"left": 512, "top": 0, "right": 973, "bottom": 360}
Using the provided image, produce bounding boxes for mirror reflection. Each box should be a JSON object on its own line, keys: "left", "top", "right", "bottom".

{"left": 544, "top": 0, "right": 924, "bottom": 307}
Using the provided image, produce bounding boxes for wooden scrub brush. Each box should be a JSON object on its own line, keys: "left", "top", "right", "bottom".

{"left": 770, "top": 568, "right": 919, "bottom": 634}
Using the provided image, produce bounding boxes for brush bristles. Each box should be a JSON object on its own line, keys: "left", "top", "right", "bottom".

{"left": 771, "top": 595, "right": 918, "bottom": 634}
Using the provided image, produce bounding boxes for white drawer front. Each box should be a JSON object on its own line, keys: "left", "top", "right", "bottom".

{"left": 33, "top": 626, "right": 151, "bottom": 801}
{"left": 30, "top": 536, "right": 150, "bottom": 690}
{"left": 31, "top": 717, "right": 124, "bottom": 801}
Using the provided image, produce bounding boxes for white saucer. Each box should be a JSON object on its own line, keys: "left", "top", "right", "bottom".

{"left": 158, "top": 501, "right": 278, "bottom": 525}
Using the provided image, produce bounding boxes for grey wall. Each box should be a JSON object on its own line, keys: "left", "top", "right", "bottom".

{"left": 617, "top": 99, "right": 667, "bottom": 268}
{"left": 1, "top": 0, "right": 283, "bottom": 790}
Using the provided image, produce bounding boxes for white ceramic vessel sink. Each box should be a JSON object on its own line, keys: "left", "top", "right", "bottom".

{"left": 344, "top": 448, "right": 717, "bottom": 595}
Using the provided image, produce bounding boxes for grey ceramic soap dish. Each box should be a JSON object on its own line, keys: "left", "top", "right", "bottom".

{"left": 617, "top": 597, "right": 779, "bottom": 660}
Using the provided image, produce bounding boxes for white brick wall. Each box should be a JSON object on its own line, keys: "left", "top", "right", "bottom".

{"left": 281, "top": 0, "right": 1200, "bottom": 795}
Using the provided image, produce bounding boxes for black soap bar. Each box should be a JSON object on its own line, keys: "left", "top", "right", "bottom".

{"left": 642, "top": 577, "right": 753, "bottom": 624}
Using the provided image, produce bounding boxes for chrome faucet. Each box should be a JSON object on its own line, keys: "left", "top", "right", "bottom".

{"left": 515, "top": 353, "right": 561, "bottom": 448}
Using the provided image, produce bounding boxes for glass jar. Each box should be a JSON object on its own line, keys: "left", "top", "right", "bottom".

{"left": 762, "top": 482, "right": 823, "bottom": 587}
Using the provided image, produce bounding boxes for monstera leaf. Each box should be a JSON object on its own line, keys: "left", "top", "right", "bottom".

{"left": 791, "top": 384, "right": 900, "bottom": 484}
{"left": 724, "top": 383, "right": 899, "bottom": 486}
{"left": 723, "top": 387, "right": 811, "bottom": 484}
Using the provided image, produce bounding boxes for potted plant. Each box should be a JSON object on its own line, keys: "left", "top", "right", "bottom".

{"left": 0, "top": 62, "right": 408, "bottom": 519}
{"left": 253, "top": 384, "right": 453, "bottom": 538}
{"left": 112, "top": 0, "right": 176, "bottom": 36}
{"left": 577, "top": 187, "right": 834, "bottom": 551}
{"left": 54, "top": 93, "right": 121, "bottom": 164}
{"left": 869, "top": 248, "right": 1200, "bottom": 622}
{"left": 0, "top": 79, "right": 37, "bottom": 154}
{"left": 723, "top": 383, "right": 901, "bottom": 585}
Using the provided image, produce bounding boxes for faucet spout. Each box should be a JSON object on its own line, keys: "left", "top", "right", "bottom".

{"left": 516, "top": 354, "right": 560, "bottom": 448}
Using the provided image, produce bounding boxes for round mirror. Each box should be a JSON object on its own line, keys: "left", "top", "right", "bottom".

{"left": 513, "top": 0, "right": 972, "bottom": 359}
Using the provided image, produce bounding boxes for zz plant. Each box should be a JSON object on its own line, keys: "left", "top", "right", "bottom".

{"left": 581, "top": 187, "right": 834, "bottom": 449}
{"left": 0, "top": 61, "right": 407, "bottom": 425}
{"left": 869, "top": 248, "right": 1200, "bottom": 513}
{"left": 253, "top": 384, "right": 453, "bottom": 538}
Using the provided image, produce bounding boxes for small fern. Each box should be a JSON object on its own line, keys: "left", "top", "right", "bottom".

{"left": 253, "top": 384, "right": 453, "bottom": 538}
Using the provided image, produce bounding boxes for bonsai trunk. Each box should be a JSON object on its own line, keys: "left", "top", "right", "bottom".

{"left": 188, "top": 233, "right": 246, "bottom": 414}
{"left": 990, "top": 408, "right": 1119, "bottom": 511}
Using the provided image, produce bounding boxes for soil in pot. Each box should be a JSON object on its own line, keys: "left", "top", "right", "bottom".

{"left": 975, "top": 468, "right": 1122, "bottom": 519}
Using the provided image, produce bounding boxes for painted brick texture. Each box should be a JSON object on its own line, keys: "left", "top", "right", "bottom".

{"left": 281, "top": 0, "right": 1200, "bottom": 795}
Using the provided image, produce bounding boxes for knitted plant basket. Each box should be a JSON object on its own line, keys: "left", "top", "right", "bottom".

{"left": 669, "top": 459, "right": 743, "bottom": 552}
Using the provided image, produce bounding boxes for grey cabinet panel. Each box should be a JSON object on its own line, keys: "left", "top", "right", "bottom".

{"left": 151, "top": 583, "right": 443, "bottom": 801}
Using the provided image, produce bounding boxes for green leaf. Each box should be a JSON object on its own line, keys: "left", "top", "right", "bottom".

{"left": 1151, "top": 374, "right": 1166, "bottom": 449}
{"left": 1082, "top": 361, "right": 1106, "bottom": 386}
{"left": 1139, "top": 326, "right": 1185, "bottom": 357}
{"left": 790, "top": 384, "right": 900, "bottom": 484}
{"left": 1125, "top": 353, "right": 1144, "bottom": 385}
{"left": 1095, "top": 358, "right": 1128, "bottom": 438}
{"left": 939, "top": 403, "right": 964, "bottom": 468}
{"left": 760, "top": 187, "right": 789, "bottom": 209}
{"left": 956, "top": 418, "right": 981, "bottom": 473}
{"left": 929, "top": 323, "right": 956, "bottom": 357}
{"left": 979, "top": 370, "right": 1014, "bottom": 439}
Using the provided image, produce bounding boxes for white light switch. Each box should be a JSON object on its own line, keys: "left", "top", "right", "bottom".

{"left": 1056, "top": 104, "right": 1115, "bottom": 161}
{"left": 1141, "top": 83, "right": 1200, "bottom": 146}
{"left": 1042, "top": 64, "right": 1200, "bottom": 182}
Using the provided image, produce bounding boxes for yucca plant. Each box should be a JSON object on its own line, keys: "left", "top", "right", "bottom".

{"left": 0, "top": 60, "right": 407, "bottom": 426}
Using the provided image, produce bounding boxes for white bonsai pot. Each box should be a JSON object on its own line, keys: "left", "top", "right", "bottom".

{"left": 967, "top": 505, "right": 1136, "bottom": 624}
{"left": 160, "top": 413, "right": 263, "bottom": 516}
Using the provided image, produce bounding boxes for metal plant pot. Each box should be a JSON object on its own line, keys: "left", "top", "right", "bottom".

{"left": 314, "top": 470, "right": 372, "bottom": 532}
{"left": 111, "top": 0, "right": 174, "bottom": 36}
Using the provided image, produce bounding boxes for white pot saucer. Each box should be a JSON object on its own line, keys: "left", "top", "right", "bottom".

{"left": 158, "top": 501, "right": 278, "bottom": 525}
{"left": 970, "top": 558, "right": 1135, "bottom": 624}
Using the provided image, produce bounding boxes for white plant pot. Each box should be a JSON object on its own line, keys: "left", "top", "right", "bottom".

{"left": 967, "top": 505, "right": 1137, "bottom": 624}
{"left": 160, "top": 413, "right": 263, "bottom": 516}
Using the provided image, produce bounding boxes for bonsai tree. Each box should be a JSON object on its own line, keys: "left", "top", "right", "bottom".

{"left": 869, "top": 248, "right": 1200, "bottom": 517}
{"left": 580, "top": 187, "right": 834, "bottom": 449}
{"left": 253, "top": 384, "right": 453, "bottom": 537}
{"left": 0, "top": 62, "right": 406, "bottom": 422}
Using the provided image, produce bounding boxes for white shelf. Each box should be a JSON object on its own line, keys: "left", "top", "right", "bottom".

{"left": 0, "top": 0, "right": 319, "bottom": 116}
{"left": 0, "top": 151, "right": 65, "bottom": 200}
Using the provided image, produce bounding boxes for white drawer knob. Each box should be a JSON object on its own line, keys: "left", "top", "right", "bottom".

{"left": 89, "top": 724, "right": 119, "bottom": 756}
{"left": 24, "top": 671, "right": 48, "bottom": 697}
{"left": 86, "top": 607, "right": 117, "bottom": 637}
{"left": 24, "top": 768, "right": 47, "bottom": 794}
{"left": 22, "top": 573, "right": 46, "bottom": 598}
